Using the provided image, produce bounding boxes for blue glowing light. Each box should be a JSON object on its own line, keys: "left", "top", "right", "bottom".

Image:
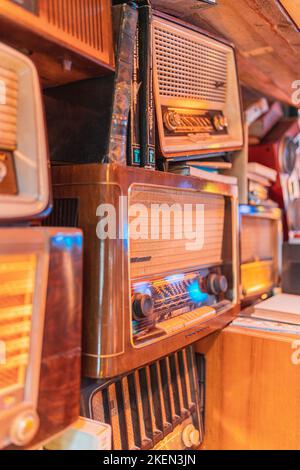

{"left": 165, "top": 273, "right": 185, "bottom": 283}
{"left": 51, "top": 233, "right": 83, "bottom": 251}
{"left": 187, "top": 280, "right": 208, "bottom": 304}
{"left": 133, "top": 282, "right": 151, "bottom": 295}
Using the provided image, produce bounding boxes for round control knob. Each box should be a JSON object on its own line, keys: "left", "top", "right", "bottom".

{"left": 182, "top": 424, "right": 201, "bottom": 448}
{"left": 213, "top": 114, "right": 225, "bottom": 131}
{"left": 132, "top": 293, "right": 154, "bottom": 321}
{"left": 206, "top": 273, "right": 228, "bottom": 296}
{"left": 10, "top": 409, "right": 40, "bottom": 446}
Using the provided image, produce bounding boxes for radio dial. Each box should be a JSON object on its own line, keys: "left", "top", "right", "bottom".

{"left": 206, "top": 273, "right": 228, "bottom": 296}
{"left": 132, "top": 293, "right": 154, "bottom": 321}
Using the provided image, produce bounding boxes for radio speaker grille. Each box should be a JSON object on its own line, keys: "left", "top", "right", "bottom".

{"left": 39, "top": 0, "right": 105, "bottom": 52}
{"left": 0, "top": 253, "right": 36, "bottom": 395}
{"left": 129, "top": 185, "right": 225, "bottom": 278}
{"left": 241, "top": 216, "right": 275, "bottom": 263}
{"left": 0, "top": 66, "right": 18, "bottom": 151}
{"left": 81, "top": 347, "right": 205, "bottom": 450}
{"left": 43, "top": 198, "right": 79, "bottom": 228}
{"left": 154, "top": 23, "right": 227, "bottom": 103}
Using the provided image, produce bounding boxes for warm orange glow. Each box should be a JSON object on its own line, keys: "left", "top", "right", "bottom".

{"left": 279, "top": 0, "right": 300, "bottom": 28}
{"left": 0, "top": 254, "right": 36, "bottom": 396}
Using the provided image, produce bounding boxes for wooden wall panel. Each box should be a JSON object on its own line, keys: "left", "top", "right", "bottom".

{"left": 152, "top": 0, "right": 300, "bottom": 106}
{"left": 196, "top": 326, "right": 300, "bottom": 449}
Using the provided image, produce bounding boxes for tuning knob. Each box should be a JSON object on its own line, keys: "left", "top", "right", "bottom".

{"left": 132, "top": 293, "right": 154, "bottom": 321}
{"left": 10, "top": 409, "right": 40, "bottom": 446}
{"left": 206, "top": 273, "right": 228, "bottom": 296}
{"left": 182, "top": 424, "right": 201, "bottom": 448}
{"left": 213, "top": 114, "right": 227, "bottom": 131}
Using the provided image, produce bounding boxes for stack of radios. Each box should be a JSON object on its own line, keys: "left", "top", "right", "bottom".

{"left": 0, "top": 42, "right": 83, "bottom": 450}
{"left": 0, "top": 0, "right": 248, "bottom": 451}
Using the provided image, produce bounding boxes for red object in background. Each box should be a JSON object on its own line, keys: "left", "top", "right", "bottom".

{"left": 249, "top": 118, "right": 300, "bottom": 240}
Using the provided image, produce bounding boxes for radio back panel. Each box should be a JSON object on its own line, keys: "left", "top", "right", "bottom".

{"left": 50, "top": 164, "right": 239, "bottom": 378}
{"left": 153, "top": 15, "right": 244, "bottom": 157}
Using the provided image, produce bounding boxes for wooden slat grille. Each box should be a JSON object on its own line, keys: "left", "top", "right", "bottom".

{"left": 0, "top": 66, "right": 18, "bottom": 151}
{"left": 129, "top": 185, "right": 225, "bottom": 279}
{"left": 38, "top": 0, "right": 104, "bottom": 51}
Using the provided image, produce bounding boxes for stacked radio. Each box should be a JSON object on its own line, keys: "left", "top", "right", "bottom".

{"left": 239, "top": 205, "right": 282, "bottom": 305}
{"left": 0, "top": 0, "right": 114, "bottom": 86}
{"left": 42, "top": 3, "right": 245, "bottom": 450}
{"left": 0, "top": 42, "right": 83, "bottom": 449}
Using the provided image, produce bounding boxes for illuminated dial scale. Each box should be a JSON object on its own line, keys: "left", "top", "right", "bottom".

{"left": 162, "top": 107, "right": 228, "bottom": 136}
{"left": 132, "top": 269, "right": 229, "bottom": 343}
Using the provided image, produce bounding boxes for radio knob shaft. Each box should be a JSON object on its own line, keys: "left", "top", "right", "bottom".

{"left": 182, "top": 424, "right": 201, "bottom": 448}
{"left": 132, "top": 293, "right": 154, "bottom": 321}
{"left": 206, "top": 273, "right": 228, "bottom": 296}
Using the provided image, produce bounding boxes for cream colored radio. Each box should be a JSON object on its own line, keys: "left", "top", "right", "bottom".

{"left": 240, "top": 205, "right": 282, "bottom": 304}
{"left": 152, "top": 13, "right": 244, "bottom": 158}
{"left": 0, "top": 42, "right": 50, "bottom": 221}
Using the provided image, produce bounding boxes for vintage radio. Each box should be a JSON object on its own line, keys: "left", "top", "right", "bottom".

{"left": 49, "top": 163, "right": 239, "bottom": 378}
{"left": 152, "top": 12, "right": 244, "bottom": 159}
{"left": 81, "top": 346, "right": 205, "bottom": 450}
{"left": 239, "top": 205, "right": 282, "bottom": 304}
{"left": 0, "top": 227, "right": 83, "bottom": 449}
{"left": 0, "top": 0, "right": 114, "bottom": 86}
{"left": 249, "top": 118, "right": 300, "bottom": 239}
{"left": 0, "top": 42, "right": 50, "bottom": 222}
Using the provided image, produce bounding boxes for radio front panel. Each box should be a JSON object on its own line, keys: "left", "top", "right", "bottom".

{"left": 0, "top": 42, "right": 50, "bottom": 221}
{"left": 153, "top": 15, "right": 244, "bottom": 157}
{"left": 81, "top": 346, "right": 205, "bottom": 450}
{"left": 239, "top": 205, "right": 282, "bottom": 302}
{"left": 129, "top": 184, "right": 231, "bottom": 346}
{"left": 0, "top": 227, "right": 83, "bottom": 449}
{"left": 0, "top": 229, "right": 49, "bottom": 449}
{"left": 51, "top": 164, "right": 239, "bottom": 378}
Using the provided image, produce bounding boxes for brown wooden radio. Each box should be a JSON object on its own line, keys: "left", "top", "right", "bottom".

{"left": 239, "top": 205, "right": 282, "bottom": 305}
{"left": 0, "top": 227, "right": 83, "bottom": 449}
{"left": 49, "top": 163, "right": 239, "bottom": 378}
{"left": 81, "top": 346, "right": 205, "bottom": 450}
{"left": 0, "top": 0, "right": 114, "bottom": 87}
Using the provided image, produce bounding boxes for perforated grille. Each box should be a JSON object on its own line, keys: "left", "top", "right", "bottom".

{"left": 154, "top": 23, "right": 228, "bottom": 103}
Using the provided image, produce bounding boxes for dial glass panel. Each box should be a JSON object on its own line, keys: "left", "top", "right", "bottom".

{"left": 0, "top": 253, "right": 37, "bottom": 410}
